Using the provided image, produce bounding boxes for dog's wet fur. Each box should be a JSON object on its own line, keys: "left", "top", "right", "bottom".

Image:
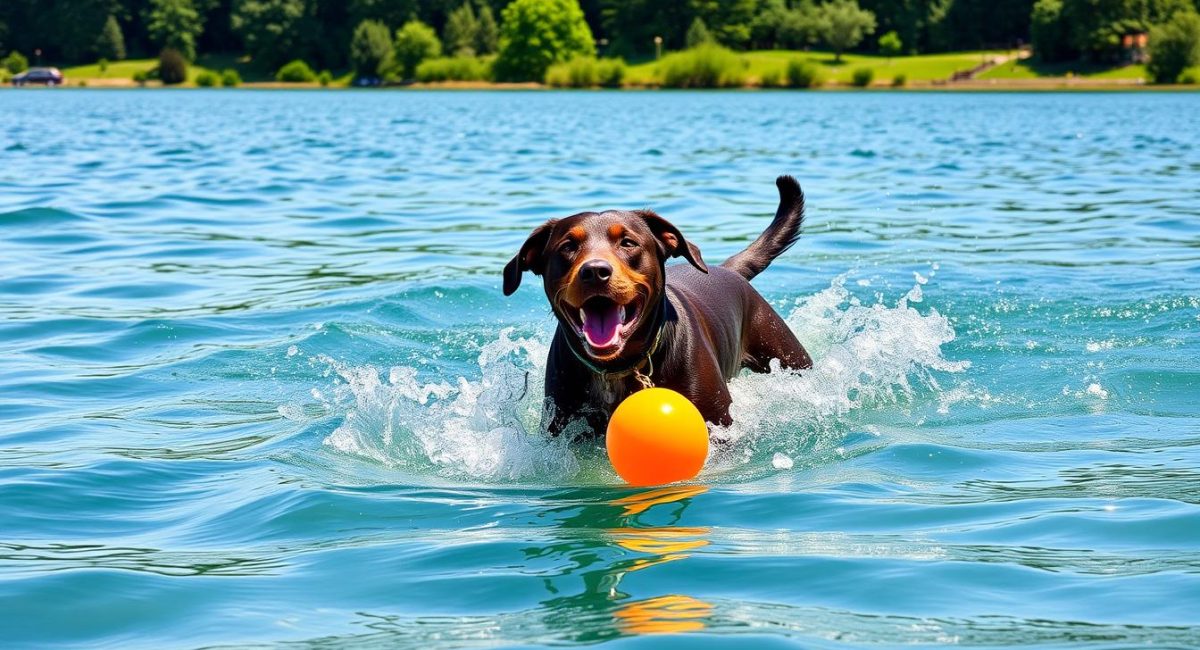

{"left": 504, "top": 176, "right": 812, "bottom": 438}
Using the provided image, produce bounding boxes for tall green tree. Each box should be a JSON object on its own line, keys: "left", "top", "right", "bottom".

{"left": 393, "top": 19, "right": 441, "bottom": 78}
{"left": 878, "top": 29, "right": 902, "bottom": 57}
{"left": 493, "top": 0, "right": 594, "bottom": 82}
{"left": 95, "top": 14, "right": 126, "bottom": 60}
{"left": 1147, "top": 8, "right": 1200, "bottom": 82}
{"left": 231, "top": 0, "right": 310, "bottom": 69}
{"left": 147, "top": 0, "right": 204, "bottom": 60}
{"left": 686, "top": 17, "right": 713, "bottom": 47}
{"left": 475, "top": 3, "right": 499, "bottom": 54}
{"left": 1031, "top": 0, "right": 1073, "bottom": 61}
{"left": 350, "top": 19, "right": 392, "bottom": 77}
{"left": 821, "top": 0, "right": 877, "bottom": 61}
{"left": 444, "top": 2, "right": 479, "bottom": 56}
{"left": 689, "top": 0, "right": 756, "bottom": 48}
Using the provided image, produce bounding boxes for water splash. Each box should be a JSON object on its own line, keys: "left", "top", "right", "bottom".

{"left": 313, "top": 273, "right": 969, "bottom": 484}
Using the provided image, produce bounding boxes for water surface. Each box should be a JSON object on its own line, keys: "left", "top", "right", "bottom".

{"left": 1, "top": 90, "right": 1199, "bottom": 648}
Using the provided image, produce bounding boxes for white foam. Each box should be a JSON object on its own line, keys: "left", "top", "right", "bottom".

{"left": 314, "top": 273, "right": 969, "bottom": 484}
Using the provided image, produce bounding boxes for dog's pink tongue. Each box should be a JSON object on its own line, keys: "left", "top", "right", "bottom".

{"left": 583, "top": 302, "right": 621, "bottom": 348}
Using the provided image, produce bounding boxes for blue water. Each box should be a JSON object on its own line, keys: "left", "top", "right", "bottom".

{"left": 2, "top": 89, "right": 1199, "bottom": 648}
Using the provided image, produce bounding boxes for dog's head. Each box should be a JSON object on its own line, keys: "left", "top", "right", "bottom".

{"left": 504, "top": 210, "right": 707, "bottom": 364}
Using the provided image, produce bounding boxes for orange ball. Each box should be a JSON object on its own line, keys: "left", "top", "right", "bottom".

{"left": 606, "top": 388, "right": 709, "bottom": 486}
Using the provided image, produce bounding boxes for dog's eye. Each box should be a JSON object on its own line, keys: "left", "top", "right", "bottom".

{"left": 620, "top": 237, "right": 638, "bottom": 249}
{"left": 559, "top": 241, "right": 579, "bottom": 255}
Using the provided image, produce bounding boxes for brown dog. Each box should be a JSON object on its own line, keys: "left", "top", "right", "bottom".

{"left": 503, "top": 176, "right": 812, "bottom": 439}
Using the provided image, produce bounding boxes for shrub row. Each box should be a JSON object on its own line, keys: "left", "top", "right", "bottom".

{"left": 658, "top": 43, "right": 746, "bottom": 88}
{"left": 415, "top": 56, "right": 491, "bottom": 82}
{"left": 544, "top": 57, "right": 626, "bottom": 88}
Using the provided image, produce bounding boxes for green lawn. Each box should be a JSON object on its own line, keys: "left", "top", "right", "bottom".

{"left": 979, "top": 59, "right": 1145, "bottom": 80}
{"left": 626, "top": 49, "right": 1010, "bottom": 86}
{"left": 61, "top": 54, "right": 346, "bottom": 86}
{"left": 980, "top": 58, "right": 1200, "bottom": 83}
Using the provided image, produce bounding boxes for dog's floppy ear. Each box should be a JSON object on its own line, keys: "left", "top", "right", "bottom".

{"left": 635, "top": 210, "right": 707, "bottom": 273}
{"left": 503, "top": 220, "right": 557, "bottom": 295}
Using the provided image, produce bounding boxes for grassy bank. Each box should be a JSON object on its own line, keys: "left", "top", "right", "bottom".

{"left": 29, "top": 49, "right": 1200, "bottom": 89}
{"left": 625, "top": 49, "right": 1012, "bottom": 86}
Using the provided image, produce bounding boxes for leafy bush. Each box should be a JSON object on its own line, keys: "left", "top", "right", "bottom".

{"left": 658, "top": 43, "right": 746, "bottom": 88}
{"left": 785, "top": 58, "right": 823, "bottom": 88}
{"left": 98, "top": 58, "right": 109, "bottom": 73}
{"left": 758, "top": 67, "right": 784, "bottom": 88}
{"left": 1147, "top": 11, "right": 1200, "bottom": 84}
{"left": 493, "top": 0, "right": 595, "bottom": 82}
{"left": 195, "top": 70, "right": 218, "bottom": 86}
{"left": 3, "top": 51, "right": 29, "bottom": 74}
{"left": 318, "top": 70, "right": 332, "bottom": 86}
{"left": 276, "top": 59, "right": 316, "bottom": 82}
{"left": 351, "top": 19, "right": 393, "bottom": 78}
{"left": 158, "top": 48, "right": 188, "bottom": 85}
{"left": 96, "top": 15, "right": 127, "bottom": 61}
{"left": 132, "top": 69, "right": 150, "bottom": 84}
{"left": 891, "top": 72, "right": 907, "bottom": 87}
{"left": 221, "top": 68, "right": 242, "bottom": 87}
{"left": 851, "top": 66, "right": 874, "bottom": 87}
{"left": 1180, "top": 69, "right": 1199, "bottom": 84}
{"left": 544, "top": 57, "right": 626, "bottom": 87}
{"left": 394, "top": 20, "right": 442, "bottom": 79}
{"left": 415, "top": 56, "right": 492, "bottom": 82}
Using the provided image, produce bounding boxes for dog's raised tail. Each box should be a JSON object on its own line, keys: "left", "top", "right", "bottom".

{"left": 722, "top": 175, "right": 805, "bottom": 281}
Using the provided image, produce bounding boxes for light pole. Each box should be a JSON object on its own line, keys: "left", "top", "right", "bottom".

{"left": 654, "top": 36, "right": 662, "bottom": 60}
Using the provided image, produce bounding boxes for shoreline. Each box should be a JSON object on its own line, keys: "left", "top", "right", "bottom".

{"left": 4, "top": 80, "right": 1197, "bottom": 92}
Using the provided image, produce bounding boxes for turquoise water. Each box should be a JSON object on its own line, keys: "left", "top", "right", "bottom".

{"left": 2, "top": 89, "right": 1199, "bottom": 648}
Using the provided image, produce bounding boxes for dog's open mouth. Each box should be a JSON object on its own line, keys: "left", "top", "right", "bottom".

{"left": 564, "top": 295, "right": 642, "bottom": 355}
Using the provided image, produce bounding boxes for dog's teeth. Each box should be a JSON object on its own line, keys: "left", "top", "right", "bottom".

{"left": 619, "top": 304, "right": 627, "bottom": 324}
{"left": 579, "top": 308, "right": 587, "bottom": 325}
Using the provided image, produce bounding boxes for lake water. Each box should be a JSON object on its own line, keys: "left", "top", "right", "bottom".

{"left": 2, "top": 89, "right": 1198, "bottom": 648}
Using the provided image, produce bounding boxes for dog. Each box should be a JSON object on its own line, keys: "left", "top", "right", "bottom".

{"left": 503, "top": 176, "right": 812, "bottom": 439}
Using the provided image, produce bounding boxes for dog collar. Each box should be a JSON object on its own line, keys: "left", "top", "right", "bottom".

{"left": 562, "top": 301, "right": 666, "bottom": 387}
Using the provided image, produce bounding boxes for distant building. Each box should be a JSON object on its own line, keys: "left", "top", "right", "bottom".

{"left": 1122, "top": 32, "right": 1148, "bottom": 64}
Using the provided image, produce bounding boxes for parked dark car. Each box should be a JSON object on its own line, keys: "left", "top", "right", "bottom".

{"left": 12, "top": 67, "right": 65, "bottom": 86}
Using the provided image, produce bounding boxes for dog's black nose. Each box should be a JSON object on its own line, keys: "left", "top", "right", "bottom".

{"left": 579, "top": 259, "right": 613, "bottom": 285}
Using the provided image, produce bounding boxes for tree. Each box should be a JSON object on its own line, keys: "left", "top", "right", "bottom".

{"left": 350, "top": 19, "right": 392, "bottom": 77}
{"left": 878, "top": 29, "right": 902, "bottom": 58}
{"left": 476, "top": 3, "right": 499, "bottom": 54}
{"left": 1060, "top": 0, "right": 1193, "bottom": 61}
{"left": 393, "top": 20, "right": 441, "bottom": 79}
{"left": 444, "top": 3, "right": 479, "bottom": 56}
{"left": 689, "top": 0, "right": 757, "bottom": 48}
{"left": 158, "top": 46, "right": 188, "bottom": 84}
{"left": 820, "top": 0, "right": 877, "bottom": 62}
{"left": 232, "top": 0, "right": 309, "bottom": 70}
{"left": 686, "top": 17, "right": 714, "bottom": 47}
{"left": 146, "top": 0, "right": 204, "bottom": 61}
{"left": 493, "top": 0, "right": 594, "bottom": 82}
{"left": 1031, "top": 0, "right": 1073, "bottom": 61}
{"left": 1148, "top": 9, "right": 1200, "bottom": 82}
{"left": 599, "top": 0, "right": 691, "bottom": 56}
{"left": 95, "top": 14, "right": 126, "bottom": 61}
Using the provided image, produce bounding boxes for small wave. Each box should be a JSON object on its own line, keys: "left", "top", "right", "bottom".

{"left": 311, "top": 273, "right": 969, "bottom": 484}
